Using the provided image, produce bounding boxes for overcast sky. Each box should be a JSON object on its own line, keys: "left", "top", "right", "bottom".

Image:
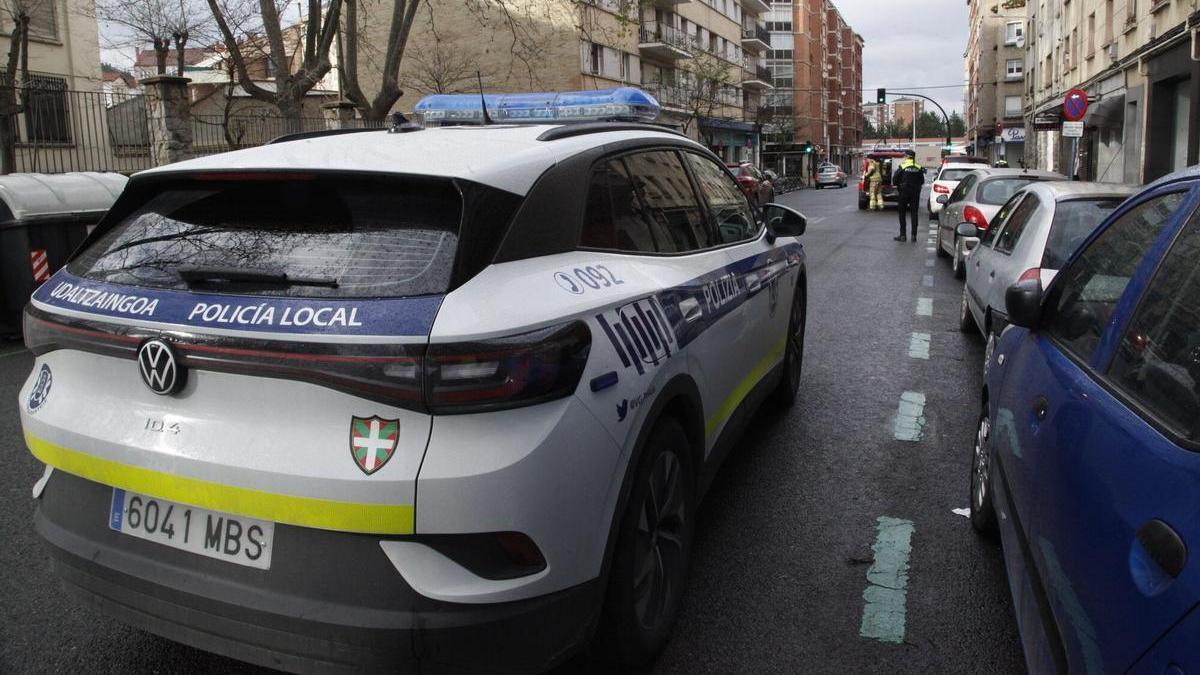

{"left": 836, "top": 0, "right": 969, "bottom": 116}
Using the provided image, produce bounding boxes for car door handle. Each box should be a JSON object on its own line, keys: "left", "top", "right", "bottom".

{"left": 679, "top": 297, "right": 703, "bottom": 323}
{"left": 1137, "top": 519, "right": 1187, "bottom": 579}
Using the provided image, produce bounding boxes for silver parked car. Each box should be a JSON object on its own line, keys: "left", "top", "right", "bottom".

{"left": 936, "top": 168, "right": 1065, "bottom": 278}
{"left": 958, "top": 181, "right": 1135, "bottom": 364}
{"left": 816, "top": 165, "right": 847, "bottom": 189}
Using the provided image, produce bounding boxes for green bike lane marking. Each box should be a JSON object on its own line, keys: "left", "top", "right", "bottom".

{"left": 859, "top": 516, "right": 916, "bottom": 644}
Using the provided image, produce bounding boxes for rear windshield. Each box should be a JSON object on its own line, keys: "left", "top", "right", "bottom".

{"left": 69, "top": 175, "right": 462, "bottom": 298}
{"left": 1041, "top": 197, "right": 1126, "bottom": 269}
{"left": 977, "top": 178, "right": 1041, "bottom": 205}
{"left": 937, "top": 168, "right": 974, "bottom": 182}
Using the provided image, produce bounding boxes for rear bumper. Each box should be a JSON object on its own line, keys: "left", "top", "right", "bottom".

{"left": 35, "top": 471, "right": 601, "bottom": 673}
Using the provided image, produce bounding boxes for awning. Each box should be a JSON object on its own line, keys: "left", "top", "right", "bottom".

{"left": 1083, "top": 91, "right": 1125, "bottom": 128}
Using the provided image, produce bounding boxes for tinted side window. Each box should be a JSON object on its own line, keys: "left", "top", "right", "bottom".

{"left": 994, "top": 194, "right": 1041, "bottom": 254}
{"left": 1044, "top": 191, "right": 1186, "bottom": 362}
{"left": 949, "top": 174, "right": 977, "bottom": 204}
{"left": 623, "top": 151, "right": 713, "bottom": 252}
{"left": 580, "top": 159, "right": 662, "bottom": 253}
{"left": 981, "top": 193, "right": 1024, "bottom": 247}
{"left": 1108, "top": 206, "right": 1200, "bottom": 440}
{"left": 685, "top": 153, "right": 757, "bottom": 244}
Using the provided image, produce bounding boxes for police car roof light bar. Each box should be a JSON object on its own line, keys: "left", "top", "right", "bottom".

{"left": 414, "top": 87, "right": 661, "bottom": 126}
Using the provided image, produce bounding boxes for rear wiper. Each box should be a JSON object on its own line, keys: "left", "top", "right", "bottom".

{"left": 178, "top": 266, "right": 339, "bottom": 288}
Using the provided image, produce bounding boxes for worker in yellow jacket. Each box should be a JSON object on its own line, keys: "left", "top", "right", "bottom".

{"left": 865, "top": 159, "right": 884, "bottom": 210}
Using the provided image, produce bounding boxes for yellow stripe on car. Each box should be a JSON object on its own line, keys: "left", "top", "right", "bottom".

{"left": 705, "top": 336, "right": 788, "bottom": 439}
{"left": 25, "top": 432, "right": 415, "bottom": 535}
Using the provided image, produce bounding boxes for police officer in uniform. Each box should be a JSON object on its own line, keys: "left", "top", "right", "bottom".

{"left": 892, "top": 149, "right": 924, "bottom": 242}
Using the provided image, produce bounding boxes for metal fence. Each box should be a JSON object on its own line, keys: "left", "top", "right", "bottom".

{"left": 0, "top": 82, "right": 384, "bottom": 175}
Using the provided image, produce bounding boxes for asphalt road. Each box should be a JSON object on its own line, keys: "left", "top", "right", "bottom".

{"left": 0, "top": 183, "right": 1024, "bottom": 674}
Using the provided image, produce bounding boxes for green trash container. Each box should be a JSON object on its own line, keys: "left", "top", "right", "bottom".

{"left": 0, "top": 172, "right": 127, "bottom": 337}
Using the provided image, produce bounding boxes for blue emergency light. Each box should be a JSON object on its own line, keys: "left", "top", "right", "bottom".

{"left": 414, "top": 87, "right": 661, "bottom": 125}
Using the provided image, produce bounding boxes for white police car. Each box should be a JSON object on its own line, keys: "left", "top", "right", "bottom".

{"left": 18, "top": 88, "right": 808, "bottom": 672}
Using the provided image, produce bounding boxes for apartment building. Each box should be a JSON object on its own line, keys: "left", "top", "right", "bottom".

{"left": 760, "top": 0, "right": 862, "bottom": 174}
{"left": 1024, "top": 0, "right": 1198, "bottom": 182}
{"left": 385, "top": 0, "right": 770, "bottom": 163}
{"left": 964, "top": 0, "right": 1029, "bottom": 165}
{"left": 891, "top": 97, "right": 925, "bottom": 128}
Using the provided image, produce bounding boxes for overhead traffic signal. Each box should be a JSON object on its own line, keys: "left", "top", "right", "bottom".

{"left": 802, "top": 140, "right": 814, "bottom": 154}
{"left": 876, "top": 88, "right": 886, "bottom": 104}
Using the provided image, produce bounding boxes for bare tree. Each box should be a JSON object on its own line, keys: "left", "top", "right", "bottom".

{"left": 96, "top": 0, "right": 215, "bottom": 77}
{"left": 338, "top": 0, "right": 421, "bottom": 120}
{"left": 205, "top": 0, "right": 342, "bottom": 130}
{"left": 0, "top": 0, "right": 40, "bottom": 173}
{"left": 671, "top": 48, "right": 737, "bottom": 143}
{"left": 401, "top": 19, "right": 492, "bottom": 96}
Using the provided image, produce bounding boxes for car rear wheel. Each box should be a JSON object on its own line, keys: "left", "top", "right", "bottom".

{"left": 970, "top": 406, "right": 998, "bottom": 537}
{"left": 772, "top": 282, "right": 806, "bottom": 407}
{"left": 594, "top": 418, "right": 694, "bottom": 666}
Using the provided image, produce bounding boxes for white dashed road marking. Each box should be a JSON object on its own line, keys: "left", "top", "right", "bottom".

{"left": 859, "top": 516, "right": 916, "bottom": 644}
{"left": 908, "top": 332, "right": 930, "bottom": 360}
{"left": 916, "top": 298, "right": 932, "bottom": 316}
{"left": 893, "top": 391, "right": 926, "bottom": 441}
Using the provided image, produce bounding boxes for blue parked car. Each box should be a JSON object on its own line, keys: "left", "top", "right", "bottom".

{"left": 971, "top": 165, "right": 1200, "bottom": 674}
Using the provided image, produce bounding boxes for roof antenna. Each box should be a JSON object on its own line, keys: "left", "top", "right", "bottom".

{"left": 476, "top": 71, "right": 493, "bottom": 125}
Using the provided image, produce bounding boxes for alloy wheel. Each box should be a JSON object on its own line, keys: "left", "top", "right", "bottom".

{"left": 633, "top": 449, "right": 687, "bottom": 631}
{"left": 971, "top": 414, "right": 991, "bottom": 512}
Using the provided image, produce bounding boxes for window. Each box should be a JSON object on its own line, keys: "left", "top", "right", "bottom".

{"left": 26, "top": 0, "right": 57, "bottom": 40}
{"left": 1108, "top": 207, "right": 1200, "bottom": 439}
{"left": 1006, "top": 59, "right": 1023, "bottom": 79}
{"left": 993, "top": 195, "right": 1041, "bottom": 254}
{"left": 24, "top": 75, "right": 69, "bottom": 144}
{"left": 948, "top": 173, "right": 978, "bottom": 204}
{"left": 1126, "top": 0, "right": 1137, "bottom": 24}
{"left": 70, "top": 175, "right": 469, "bottom": 298}
{"left": 620, "top": 53, "right": 630, "bottom": 81}
{"left": 621, "top": 151, "right": 713, "bottom": 252}
{"left": 684, "top": 153, "right": 758, "bottom": 244}
{"left": 1063, "top": 34, "right": 1072, "bottom": 71}
{"left": 1004, "top": 95, "right": 1022, "bottom": 118}
{"left": 1042, "top": 197, "right": 1126, "bottom": 269}
{"left": 978, "top": 177, "right": 1037, "bottom": 205}
{"left": 1005, "top": 21, "right": 1024, "bottom": 45}
{"left": 581, "top": 159, "right": 663, "bottom": 253}
{"left": 589, "top": 43, "right": 603, "bottom": 75}
{"left": 1044, "top": 191, "right": 1186, "bottom": 362}
{"left": 1087, "top": 13, "right": 1096, "bottom": 56}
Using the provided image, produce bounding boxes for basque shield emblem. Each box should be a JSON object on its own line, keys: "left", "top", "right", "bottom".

{"left": 349, "top": 416, "right": 399, "bottom": 475}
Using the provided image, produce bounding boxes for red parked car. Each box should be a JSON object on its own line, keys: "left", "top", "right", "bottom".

{"left": 726, "top": 162, "right": 775, "bottom": 209}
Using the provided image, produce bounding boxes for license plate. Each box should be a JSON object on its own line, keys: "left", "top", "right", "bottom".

{"left": 109, "top": 489, "right": 274, "bottom": 570}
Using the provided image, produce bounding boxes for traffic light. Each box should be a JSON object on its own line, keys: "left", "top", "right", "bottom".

{"left": 876, "top": 88, "right": 886, "bottom": 104}
{"left": 803, "top": 140, "right": 813, "bottom": 154}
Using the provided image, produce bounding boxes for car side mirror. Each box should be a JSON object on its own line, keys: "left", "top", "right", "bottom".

{"left": 936, "top": 195, "right": 949, "bottom": 204}
{"left": 956, "top": 222, "right": 980, "bottom": 238}
{"left": 764, "top": 203, "right": 806, "bottom": 237}
{"left": 1005, "top": 278, "right": 1043, "bottom": 329}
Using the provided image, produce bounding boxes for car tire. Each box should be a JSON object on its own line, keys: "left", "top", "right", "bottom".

{"left": 959, "top": 284, "right": 975, "bottom": 333}
{"left": 936, "top": 225, "right": 949, "bottom": 258}
{"left": 772, "top": 282, "right": 806, "bottom": 407}
{"left": 594, "top": 417, "right": 694, "bottom": 667}
{"left": 970, "top": 405, "right": 998, "bottom": 538}
{"left": 816, "top": 184, "right": 823, "bottom": 190}
{"left": 952, "top": 240, "right": 965, "bottom": 279}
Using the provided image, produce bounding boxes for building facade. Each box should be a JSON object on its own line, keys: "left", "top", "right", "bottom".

{"left": 964, "top": 0, "right": 1028, "bottom": 165}
{"left": 890, "top": 97, "right": 925, "bottom": 128}
{"left": 1024, "top": 0, "right": 1198, "bottom": 183}
{"left": 760, "top": 0, "right": 862, "bottom": 175}
{"left": 384, "top": 0, "right": 770, "bottom": 163}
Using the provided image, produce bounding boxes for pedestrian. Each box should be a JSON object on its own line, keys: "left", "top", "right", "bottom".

{"left": 865, "top": 158, "right": 884, "bottom": 210}
{"left": 892, "top": 149, "right": 924, "bottom": 242}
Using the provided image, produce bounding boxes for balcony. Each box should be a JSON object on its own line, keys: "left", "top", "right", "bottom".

{"left": 648, "top": 0, "right": 691, "bottom": 7}
{"left": 639, "top": 23, "right": 695, "bottom": 61}
{"left": 741, "top": 23, "right": 770, "bottom": 52}
{"left": 741, "top": 63, "right": 773, "bottom": 90}
{"left": 738, "top": 0, "right": 770, "bottom": 16}
{"left": 640, "top": 81, "right": 689, "bottom": 111}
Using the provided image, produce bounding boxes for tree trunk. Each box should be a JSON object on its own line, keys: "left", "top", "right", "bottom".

{"left": 276, "top": 93, "right": 304, "bottom": 135}
{"left": 174, "top": 32, "right": 189, "bottom": 77}
{"left": 153, "top": 37, "right": 169, "bottom": 75}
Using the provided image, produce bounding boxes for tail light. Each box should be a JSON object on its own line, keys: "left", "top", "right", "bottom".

{"left": 25, "top": 306, "right": 591, "bottom": 414}
{"left": 1018, "top": 267, "right": 1041, "bottom": 283}
{"left": 933, "top": 184, "right": 950, "bottom": 194}
{"left": 425, "top": 321, "right": 591, "bottom": 414}
{"left": 964, "top": 205, "right": 989, "bottom": 230}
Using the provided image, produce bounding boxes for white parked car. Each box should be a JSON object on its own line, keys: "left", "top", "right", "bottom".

{"left": 959, "top": 181, "right": 1134, "bottom": 364}
{"left": 18, "top": 88, "right": 809, "bottom": 672}
{"left": 927, "top": 162, "right": 982, "bottom": 216}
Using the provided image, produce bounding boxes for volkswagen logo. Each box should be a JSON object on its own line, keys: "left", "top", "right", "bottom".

{"left": 137, "top": 339, "right": 184, "bottom": 395}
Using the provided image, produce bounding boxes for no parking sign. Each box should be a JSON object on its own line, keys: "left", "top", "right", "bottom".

{"left": 1063, "top": 89, "right": 1088, "bottom": 121}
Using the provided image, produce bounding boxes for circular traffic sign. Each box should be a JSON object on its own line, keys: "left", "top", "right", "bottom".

{"left": 1063, "top": 89, "right": 1088, "bottom": 121}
